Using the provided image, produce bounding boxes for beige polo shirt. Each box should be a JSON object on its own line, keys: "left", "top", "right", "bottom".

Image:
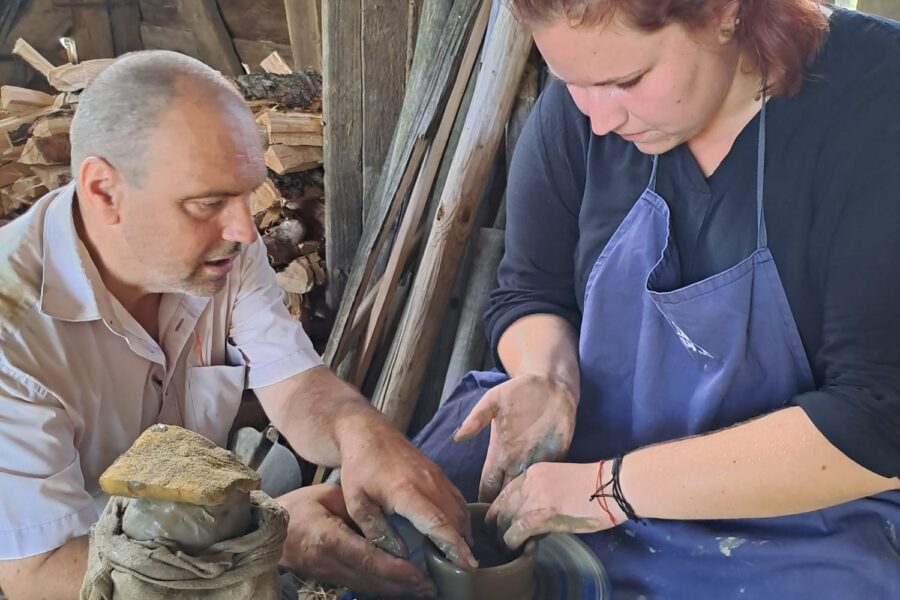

{"left": 0, "top": 184, "right": 321, "bottom": 559}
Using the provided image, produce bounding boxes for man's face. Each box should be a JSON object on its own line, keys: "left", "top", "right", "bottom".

{"left": 533, "top": 15, "right": 739, "bottom": 155}
{"left": 116, "top": 91, "right": 266, "bottom": 296}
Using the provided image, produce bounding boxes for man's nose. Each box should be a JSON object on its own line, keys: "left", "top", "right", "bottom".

{"left": 221, "top": 197, "right": 257, "bottom": 245}
{"left": 587, "top": 88, "right": 629, "bottom": 137}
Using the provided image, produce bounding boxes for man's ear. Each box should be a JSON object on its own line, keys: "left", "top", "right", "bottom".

{"left": 77, "top": 157, "right": 127, "bottom": 225}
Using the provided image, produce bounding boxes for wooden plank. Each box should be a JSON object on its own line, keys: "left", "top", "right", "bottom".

{"left": 71, "top": 0, "right": 115, "bottom": 60}
{"left": 361, "top": 0, "right": 410, "bottom": 221}
{"left": 174, "top": 0, "right": 243, "bottom": 76}
{"left": 322, "top": 0, "right": 482, "bottom": 368}
{"left": 284, "top": 0, "right": 322, "bottom": 72}
{"left": 12, "top": 38, "right": 55, "bottom": 78}
{"left": 139, "top": 23, "right": 199, "bottom": 56}
{"left": 351, "top": 0, "right": 491, "bottom": 387}
{"left": 233, "top": 39, "right": 294, "bottom": 73}
{"left": 109, "top": 0, "right": 144, "bottom": 55}
{"left": 322, "top": 0, "right": 363, "bottom": 309}
{"left": 0, "top": 86, "right": 55, "bottom": 113}
{"left": 138, "top": 0, "right": 182, "bottom": 27}
{"left": 441, "top": 227, "right": 504, "bottom": 402}
{"left": 219, "top": 0, "right": 291, "bottom": 45}
{"left": 372, "top": 3, "right": 532, "bottom": 430}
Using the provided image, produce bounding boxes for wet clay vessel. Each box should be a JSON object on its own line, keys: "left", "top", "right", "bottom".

{"left": 424, "top": 503, "right": 538, "bottom": 600}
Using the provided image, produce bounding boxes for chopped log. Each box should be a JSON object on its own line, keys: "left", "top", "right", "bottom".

{"left": 441, "top": 228, "right": 504, "bottom": 403}
{"left": 233, "top": 39, "right": 294, "bottom": 73}
{"left": 18, "top": 133, "right": 70, "bottom": 166}
{"left": 12, "top": 39, "right": 56, "bottom": 79}
{"left": 276, "top": 257, "right": 315, "bottom": 294}
{"left": 250, "top": 179, "right": 281, "bottom": 215}
{"left": 0, "top": 86, "right": 55, "bottom": 113}
{"left": 261, "top": 51, "right": 293, "bottom": 75}
{"left": 232, "top": 71, "right": 322, "bottom": 111}
{"left": 258, "top": 205, "right": 282, "bottom": 229}
{"left": 298, "top": 240, "right": 320, "bottom": 255}
{"left": 307, "top": 252, "right": 327, "bottom": 285}
{"left": 373, "top": 3, "right": 532, "bottom": 430}
{"left": 262, "top": 218, "right": 306, "bottom": 267}
{"left": 0, "top": 162, "right": 33, "bottom": 188}
{"left": 1, "top": 175, "right": 47, "bottom": 216}
{"left": 323, "top": 0, "right": 484, "bottom": 369}
{"left": 31, "top": 165, "right": 72, "bottom": 190}
{"left": 31, "top": 113, "right": 73, "bottom": 138}
{"left": 351, "top": 0, "right": 491, "bottom": 387}
{"left": 265, "top": 144, "right": 322, "bottom": 175}
{"left": 48, "top": 60, "right": 115, "bottom": 92}
{"left": 257, "top": 110, "right": 323, "bottom": 146}
{"left": 284, "top": 0, "right": 322, "bottom": 72}
{"left": 0, "top": 106, "right": 62, "bottom": 152}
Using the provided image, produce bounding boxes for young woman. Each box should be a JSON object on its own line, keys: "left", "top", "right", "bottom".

{"left": 416, "top": 1, "right": 900, "bottom": 596}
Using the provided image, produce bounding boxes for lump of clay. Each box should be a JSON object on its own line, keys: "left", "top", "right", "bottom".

{"left": 100, "top": 424, "right": 261, "bottom": 554}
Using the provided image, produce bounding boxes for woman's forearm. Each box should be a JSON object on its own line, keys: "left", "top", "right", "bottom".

{"left": 497, "top": 314, "right": 581, "bottom": 395}
{"left": 620, "top": 406, "right": 898, "bottom": 521}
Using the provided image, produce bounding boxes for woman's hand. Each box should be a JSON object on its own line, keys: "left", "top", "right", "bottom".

{"left": 454, "top": 372, "right": 578, "bottom": 502}
{"left": 486, "top": 462, "right": 623, "bottom": 549}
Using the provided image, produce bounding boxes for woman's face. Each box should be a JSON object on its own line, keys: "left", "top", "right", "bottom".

{"left": 532, "top": 13, "right": 742, "bottom": 154}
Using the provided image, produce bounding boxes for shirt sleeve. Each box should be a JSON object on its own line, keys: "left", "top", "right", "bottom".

{"left": 794, "top": 64, "right": 900, "bottom": 478}
{"left": 229, "top": 236, "right": 322, "bottom": 389}
{"left": 484, "top": 81, "right": 588, "bottom": 370}
{"left": 0, "top": 364, "right": 97, "bottom": 559}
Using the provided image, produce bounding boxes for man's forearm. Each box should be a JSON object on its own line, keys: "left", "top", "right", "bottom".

{"left": 255, "top": 365, "right": 391, "bottom": 467}
{"left": 0, "top": 536, "right": 88, "bottom": 600}
{"left": 620, "top": 406, "right": 898, "bottom": 521}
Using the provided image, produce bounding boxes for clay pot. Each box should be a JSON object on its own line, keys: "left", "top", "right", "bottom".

{"left": 424, "top": 503, "right": 538, "bottom": 600}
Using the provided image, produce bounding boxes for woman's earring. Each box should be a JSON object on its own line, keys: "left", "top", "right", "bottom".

{"left": 721, "top": 27, "right": 734, "bottom": 39}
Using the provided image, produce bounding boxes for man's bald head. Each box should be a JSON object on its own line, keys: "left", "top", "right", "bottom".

{"left": 69, "top": 50, "right": 251, "bottom": 187}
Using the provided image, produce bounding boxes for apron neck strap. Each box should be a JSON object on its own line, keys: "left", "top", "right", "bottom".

{"left": 756, "top": 86, "right": 768, "bottom": 250}
{"left": 648, "top": 154, "right": 660, "bottom": 192}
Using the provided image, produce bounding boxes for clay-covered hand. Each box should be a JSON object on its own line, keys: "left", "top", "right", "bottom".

{"left": 338, "top": 416, "right": 478, "bottom": 571}
{"left": 279, "top": 484, "right": 438, "bottom": 597}
{"left": 453, "top": 373, "right": 578, "bottom": 502}
{"left": 486, "top": 462, "right": 622, "bottom": 550}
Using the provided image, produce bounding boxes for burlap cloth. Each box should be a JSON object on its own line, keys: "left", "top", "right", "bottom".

{"left": 80, "top": 491, "right": 288, "bottom": 600}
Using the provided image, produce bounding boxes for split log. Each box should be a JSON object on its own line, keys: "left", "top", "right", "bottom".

{"left": 257, "top": 110, "right": 323, "bottom": 147}
{"left": 262, "top": 219, "right": 306, "bottom": 267}
{"left": 265, "top": 145, "right": 323, "bottom": 175}
{"left": 260, "top": 51, "right": 293, "bottom": 75}
{"left": 0, "top": 162, "right": 33, "bottom": 188}
{"left": 373, "top": 3, "right": 532, "bottom": 430}
{"left": 276, "top": 257, "right": 315, "bottom": 294}
{"left": 232, "top": 71, "right": 322, "bottom": 111}
{"left": 250, "top": 179, "right": 281, "bottom": 215}
{"left": 12, "top": 39, "right": 55, "bottom": 79}
{"left": 18, "top": 132, "right": 70, "bottom": 165}
{"left": 31, "top": 165, "right": 72, "bottom": 190}
{"left": 0, "top": 86, "right": 55, "bottom": 113}
{"left": 31, "top": 113, "right": 73, "bottom": 138}
{"left": 48, "top": 60, "right": 115, "bottom": 92}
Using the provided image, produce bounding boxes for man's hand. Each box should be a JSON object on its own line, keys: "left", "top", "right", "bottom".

{"left": 486, "top": 462, "right": 621, "bottom": 550}
{"left": 453, "top": 373, "right": 578, "bottom": 502}
{"left": 279, "top": 484, "right": 438, "bottom": 598}
{"left": 337, "top": 416, "right": 478, "bottom": 571}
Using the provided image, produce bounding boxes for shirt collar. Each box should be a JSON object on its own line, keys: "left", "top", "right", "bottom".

{"left": 39, "top": 183, "right": 105, "bottom": 322}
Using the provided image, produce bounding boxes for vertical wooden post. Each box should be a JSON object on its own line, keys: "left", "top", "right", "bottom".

{"left": 175, "top": 0, "right": 243, "bottom": 76}
{"left": 109, "top": 0, "right": 143, "bottom": 55}
{"left": 322, "top": 0, "right": 364, "bottom": 310}
{"left": 72, "top": 0, "right": 115, "bottom": 60}
{"left": 373, "top": 3, "right": 532, "bottom": 430}
{"left": 284, "top": 0, "right": 322, "bottom": 71}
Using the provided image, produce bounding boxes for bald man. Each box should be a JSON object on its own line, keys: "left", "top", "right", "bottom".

{"left": 0, "top": 51, "right": 474, "bottom": 600}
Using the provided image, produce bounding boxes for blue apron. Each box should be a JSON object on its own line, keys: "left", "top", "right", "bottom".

{"left": 415, "top": 99, "right": 899, "bottom": 598}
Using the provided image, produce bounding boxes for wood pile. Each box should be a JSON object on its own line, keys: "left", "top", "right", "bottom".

{"left": 0, "top": 42, "right": 330, "bottom": 346}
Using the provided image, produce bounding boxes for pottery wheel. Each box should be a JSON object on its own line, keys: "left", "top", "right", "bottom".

{"left": 343, "top": 517, "right": 611, "bottom": 600}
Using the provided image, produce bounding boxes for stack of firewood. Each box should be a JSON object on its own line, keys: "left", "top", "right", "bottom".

{"left": 0, "top": 41, "right": 329, "bottom": 343}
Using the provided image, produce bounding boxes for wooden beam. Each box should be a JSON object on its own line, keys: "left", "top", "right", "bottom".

{"left": 322, "top": 0, "right": 484, "bottom": 371}
{"left": 71, "top": 0, "right": 115, "bottom": 60}
{"left": 372, "top": 2, "right": 532, "bottom": 430}
{"left": 174, "top": 0, "right": 243, "bottom": 76}
{"left": 322, "top": 0, "right": 363, "bottom": 309}
{"left": 284, "top": 0, "right": 321, "bottom": 72}
{"left": 109, "top": 0, "right": 144, "bottom": 54}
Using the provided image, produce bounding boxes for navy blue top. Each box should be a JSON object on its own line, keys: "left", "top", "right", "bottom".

{"left": 485, "top": 9, "right": 900, "bottom": 477}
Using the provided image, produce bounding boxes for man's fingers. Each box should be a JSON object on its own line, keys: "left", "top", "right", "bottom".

{"left": 502, "top": 510, "right": 554, "bottom": 550}
{"left": 397, "top": 494, "right": 478, "bottom": 570}
{"left": 478, "top": 435, "right": 507, "bottom": 503}
{"left": 345, "top": 493, "right": 408, "bottom": 559}
{"left": 453, "top": 391, "right": 499, "bottom": 442}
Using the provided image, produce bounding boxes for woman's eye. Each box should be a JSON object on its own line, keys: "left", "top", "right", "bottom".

{"left": 617, "top": 75, "right": 643, "bottom": 90}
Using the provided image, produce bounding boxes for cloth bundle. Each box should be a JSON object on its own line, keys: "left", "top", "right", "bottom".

{"left": 80, "top": 491, "right": 288, "bottom": 600}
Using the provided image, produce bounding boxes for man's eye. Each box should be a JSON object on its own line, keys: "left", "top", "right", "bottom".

{"left": 617, "top": 75, "right": 643, "bottom": 90}
{"left": 197, "top": 200, "right": 224, "bottom": 209}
